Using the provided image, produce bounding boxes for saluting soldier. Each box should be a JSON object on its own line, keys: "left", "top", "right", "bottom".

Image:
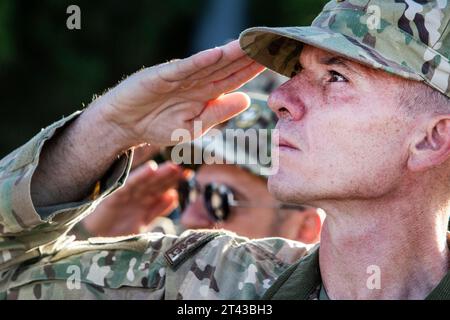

{"left": 1, "top": 0, "right": 450, "bottom": 299}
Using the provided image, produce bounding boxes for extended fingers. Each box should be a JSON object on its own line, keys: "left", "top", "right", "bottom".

{"left": 143, "top": 190, "right": 179, "bottom": 224}
{"left": 175, "top": 61, "right": 266, "bottom": 104}
{"left": 211, "top": 62, "right": 266, "bottom": 94}
{"left": 157, "top": 40, "right": 247, "bottom": 83}
{"left": 125, "top": 160, "right": 159, "bottom": 189}
{"left": 186, "top": 41, "right": 249, "bottom": 81}
{"left": 193, "top": 55, "right": 254, "bottom": 86}
{"left": 156, "top": 47, "right": 223, "bottom": 82}
{"left": 134, "top": 162, "right": 183, "bottom": 198}
{"left": 197, "top": 92, "right": 251, "bottom": 131}
{"left": 220, "top": 40, "right": 248, "bottom": 62}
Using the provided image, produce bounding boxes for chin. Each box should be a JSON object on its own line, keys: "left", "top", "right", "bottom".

{"left": 268, "top": 171, "right": 323, "bottom": 206}
{"left": 268, "top": 173, "right": 302, "bottom": 203}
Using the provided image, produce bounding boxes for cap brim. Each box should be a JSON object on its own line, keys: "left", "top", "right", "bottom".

{"left": 240, "top": 26, "right": 422, "bottom": 81}
{"left": 191, "top": 136, "right": 266, "bottom": 177}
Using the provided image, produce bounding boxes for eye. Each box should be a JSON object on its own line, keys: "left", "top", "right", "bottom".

{"left": 228, "top": 187, "right": 244, "bottom": 201}
{"left": 327, "top": 70, "right": 348, "bottom": 83}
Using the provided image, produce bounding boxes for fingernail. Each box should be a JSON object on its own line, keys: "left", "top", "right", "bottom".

{"left": 147, "top": 160, "right": 158, "bottom": 171}
{"left": 182, "top": 169, "right": 194, "bottom": 179}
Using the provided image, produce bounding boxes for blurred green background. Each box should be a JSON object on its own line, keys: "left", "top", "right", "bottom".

{"left": 0, "top": 0, "right": 328, "bottom": 157}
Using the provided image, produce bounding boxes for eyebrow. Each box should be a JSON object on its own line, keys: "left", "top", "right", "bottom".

{"left": 319, "top": 56, "right": 362, "bottom": 76}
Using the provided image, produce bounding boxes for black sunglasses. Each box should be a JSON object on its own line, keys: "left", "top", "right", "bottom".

{"left": 177, "top": 176, "right": 307, "bottom": 222}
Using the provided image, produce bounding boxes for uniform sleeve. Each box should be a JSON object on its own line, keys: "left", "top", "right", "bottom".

{"left": 0, "top": 111, "right": 133, "bottom": 271}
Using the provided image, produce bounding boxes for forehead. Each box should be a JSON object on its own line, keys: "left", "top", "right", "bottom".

{"left": 299, "top": 45, "right": 386, "bottom": 78}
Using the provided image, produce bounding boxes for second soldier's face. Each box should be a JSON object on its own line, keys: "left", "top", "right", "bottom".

{"left": 267, "top": 45, "right": 415, "bottom": 206}
{"left": 180, "top": 164, "right": 279, "bottom": 239}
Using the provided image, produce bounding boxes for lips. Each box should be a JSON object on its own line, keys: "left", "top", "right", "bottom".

{"left": 277, "top": 137, "right": 299, "bottom": 150}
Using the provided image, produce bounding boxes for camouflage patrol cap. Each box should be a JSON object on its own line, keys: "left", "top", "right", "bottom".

{"left": 240, "top": 0, "right": 450, "bottom": 97}
{"left": 192, "top": 91, "right": 277, "bottom": 177}
{"left": 174, "top": 91, "right": 277, "bottom": 177}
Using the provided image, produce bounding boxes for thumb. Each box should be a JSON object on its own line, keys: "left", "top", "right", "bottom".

{"left": 199, "top": 92, "right": 250, "bottom": 130}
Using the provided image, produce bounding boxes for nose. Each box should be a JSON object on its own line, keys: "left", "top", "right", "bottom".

{"left": 180, "top": 197, "right": 214, "bottom": 230}
{"left": 268, "top": 77, "right": 307, "bottom": 122}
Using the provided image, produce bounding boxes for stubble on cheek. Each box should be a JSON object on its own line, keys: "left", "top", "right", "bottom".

{"left": 335, "top": 114, "right": 409, "bottom": 196}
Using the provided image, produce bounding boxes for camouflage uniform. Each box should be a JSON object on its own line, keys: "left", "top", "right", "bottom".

{"left": 1, "top": 0, "right": 450, "bottom": 299}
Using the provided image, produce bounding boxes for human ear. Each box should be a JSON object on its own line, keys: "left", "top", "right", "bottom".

{"left": 292, "top": 209, "right": 322, "bottom": 244}
{"left": 408, "top": 117, "right": 450, "bottom": 172}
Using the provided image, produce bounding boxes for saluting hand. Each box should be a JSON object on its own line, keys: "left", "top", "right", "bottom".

{"left": 95, "top": 40, "right": 265, "bottom": 147}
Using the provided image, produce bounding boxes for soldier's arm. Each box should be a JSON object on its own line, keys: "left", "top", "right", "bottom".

{"left": 30, "top": 103, "right": 133, "bottom": 208}
{"left": 31, "top": 40, "right": 263, "bottom": 208}
{"left": 0, "top": 41, "right": 263, "bottom": 270}
{"left": 0, "top": 112, "right": 133, "bottom": 271}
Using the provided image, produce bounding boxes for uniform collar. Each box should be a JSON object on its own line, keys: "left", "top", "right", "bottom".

{"left": 262, "top": 244, "right": 321, "bottom": 300}
{"left": 263, "top": 233, "right": 450, "bottom": 300}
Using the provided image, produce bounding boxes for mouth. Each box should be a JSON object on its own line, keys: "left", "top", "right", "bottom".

{"left": 276, "top": 137, "right": 299, "bottom": 151}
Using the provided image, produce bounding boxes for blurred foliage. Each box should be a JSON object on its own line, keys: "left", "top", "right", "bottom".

{"left": 0, "top": 0, "right": 328, "bottom": 156}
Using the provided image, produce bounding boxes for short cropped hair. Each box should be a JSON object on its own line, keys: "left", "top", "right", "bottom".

{"left": 400, "top": 80, "right": 450, "bottom": 116}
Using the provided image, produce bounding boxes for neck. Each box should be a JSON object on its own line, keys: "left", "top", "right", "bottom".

{"left": 318, "top": 186, "right": 450, "bottom": 300}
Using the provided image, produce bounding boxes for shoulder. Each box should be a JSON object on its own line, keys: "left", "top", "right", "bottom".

{"left": 163, "top": 229, "right": 312, "bottom": 299}
{"left": 167, "top": 229, "right": 311, "bottom": 268}
{"left": 145, "top": 217, "right": 182, "bottom": 236}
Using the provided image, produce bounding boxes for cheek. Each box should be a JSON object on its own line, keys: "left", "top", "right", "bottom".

{"left": 222, "top": 208, "right": 273, "bottom": 236}
{"left": 302, "top": 113, "right": 409, "bottom": 191}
